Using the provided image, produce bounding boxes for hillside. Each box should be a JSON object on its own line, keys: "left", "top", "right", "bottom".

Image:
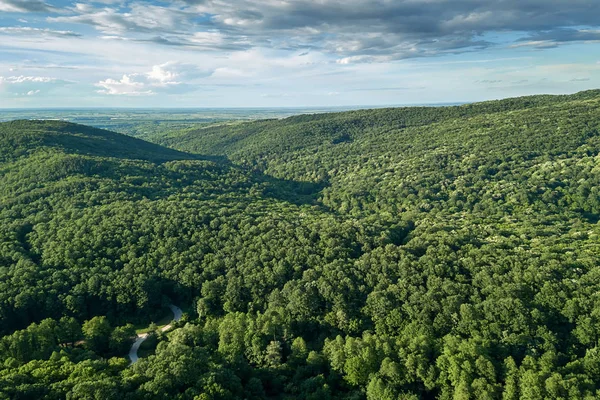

{"left": 1, "top": 92, "right": 600, "bottom": 399}
{"left": 0, "top": 120, "right": 197, "bottom": 163}
{"left": 0, "top": 120, "right": 342, "bottom": 329}
{"left": 153, "top": 89, "right": 600, "bottom": 161}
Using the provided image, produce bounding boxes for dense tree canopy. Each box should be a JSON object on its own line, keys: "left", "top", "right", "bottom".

{"left": 1, "top": 90, "right": 600, "bottom": 399}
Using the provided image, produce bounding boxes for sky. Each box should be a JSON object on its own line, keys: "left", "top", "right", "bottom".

{"left": 0, "top": 0, "right": 599, "bottom": 108}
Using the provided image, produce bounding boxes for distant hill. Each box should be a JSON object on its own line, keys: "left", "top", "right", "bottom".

{"left": 153, "top": 89, "right": 600, "bottom": 158}
{"left": 0, "top": 119, "right": 194, "bottom": 163}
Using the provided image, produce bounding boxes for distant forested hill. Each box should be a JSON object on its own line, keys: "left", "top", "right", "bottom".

{"left": 1, "top": 90, "right": 600, "bottom": 399}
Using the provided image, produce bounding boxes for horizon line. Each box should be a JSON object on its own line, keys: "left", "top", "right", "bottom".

{"left": 0, "top": 102, "right": 465, "bottom": 111}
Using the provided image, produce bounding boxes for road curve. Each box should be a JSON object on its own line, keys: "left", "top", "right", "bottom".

{"left": 128, "top": 304, "right": 183, "bottom": 364}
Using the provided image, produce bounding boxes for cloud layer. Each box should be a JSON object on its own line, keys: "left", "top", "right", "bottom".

{"left": 0, "top": 27, "right": 81, "bottom": 38}
{"left": 36, "top": 0, "right": 600, "bottom": 62}
{"left": 0, "top": 0, "right": 599, "bottom": 106}
{"left": 0, "top": 74, "right": 73, "bottom": 97}
{"left": 0, "top": 0, "right": 51, "bottom": 12}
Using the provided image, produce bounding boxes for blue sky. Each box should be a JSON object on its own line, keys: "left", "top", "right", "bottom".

{"left": 0, "top": 0, "right": 599, "bottom": 108}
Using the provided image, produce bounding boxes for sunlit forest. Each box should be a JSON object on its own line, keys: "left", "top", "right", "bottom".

{"left": 1, "top": 89, "right": 600, "bottom": 399}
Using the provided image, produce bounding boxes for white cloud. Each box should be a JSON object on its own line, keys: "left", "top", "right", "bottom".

{"left": 0, "top": 75, "right": 72, "bottom": 98}
{"left": 189, "top": 31, "right": 226, "bottom": 46}
{"left": 100, "top": 35, "right": 128, "bottom": 40}
{"left": 0, "top": 75, "right": 58, "bottom": 84}
{"left": 210, "top": 67, "right": 253, "bottom": 79}
{"left": 147, "top": 63, "right": 180, "bottom": 85}
{"left": 95, "top": 74, "right": 154, "bottom": 95}
{"left": 48, "top": 3, "right": 193, "bottom": 35}
{"left": 95, "top": 61, "right": 209, "bottom": 95}
{"left": 510, "top": 41, "right": 558, "bottom": 49}
{"left": 0, "top": 0, "right": 51, "bottom": 13}
{"left": 73, "top": 3, "right": 94, "bottom": 13}
{"left": 337, "top": 55, "right": 380, "bottom": 64}
{"left": 0, "top": 26, "right": 81, "bottom": 38}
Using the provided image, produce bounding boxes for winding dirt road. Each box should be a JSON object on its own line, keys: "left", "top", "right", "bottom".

{"left": 129, "top": 304, "right": 183, "bottom": 364}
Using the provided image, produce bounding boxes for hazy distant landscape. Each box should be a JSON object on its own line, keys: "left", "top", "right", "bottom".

{"left": 0, "top": 104, "right": 461, "bottom": 137}
{"left": 0, "top": 107, "right": 355, "bottom": 136}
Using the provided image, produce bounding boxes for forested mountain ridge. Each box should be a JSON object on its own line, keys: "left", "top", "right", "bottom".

{"left": 0, "top": 120, "right": 196, "bottom": 163}
{"left": 151, "top": 90, "right": 600, "bottom": 218}
{"left": 152, "top": 89, "right": 600, "bottom": 163}
{"left": 1, "top": 91, "right": 600, "bottom": 399}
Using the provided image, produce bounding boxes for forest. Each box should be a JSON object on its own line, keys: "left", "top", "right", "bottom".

{"left": 1, "top": 89, "right": 600, "bottom": 399}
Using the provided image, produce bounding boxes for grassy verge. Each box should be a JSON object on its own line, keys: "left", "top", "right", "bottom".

{"left": 133, "top": 307, "right": 174, "bottom": 334}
